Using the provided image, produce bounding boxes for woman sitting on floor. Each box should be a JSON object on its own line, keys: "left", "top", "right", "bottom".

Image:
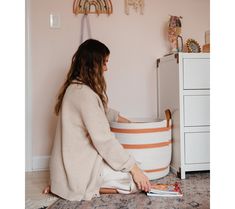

{"left": 43, "top": 39, "right": 151, "bottom": 201}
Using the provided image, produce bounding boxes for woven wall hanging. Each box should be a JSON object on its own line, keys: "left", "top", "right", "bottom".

{"left": 73, "top": 0, "right": 113, "bottom": 15}
{"left": 125, "top": 0, "right": 144, "bottom": 15}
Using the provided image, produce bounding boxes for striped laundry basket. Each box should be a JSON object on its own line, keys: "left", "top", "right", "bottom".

{"left": 110, "top": 109, "right": 172, "bottom": 180}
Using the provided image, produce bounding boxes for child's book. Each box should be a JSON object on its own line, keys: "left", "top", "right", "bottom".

{"left": 147, "top": 182, "right": 183, "bottom": 197}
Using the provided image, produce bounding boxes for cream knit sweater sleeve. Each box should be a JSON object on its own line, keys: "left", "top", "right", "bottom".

{"left": 76, "top": 87, "right": 136, "bottom": 172}
{"left": 106, "top": 108, "right": 119, "bottom": 123}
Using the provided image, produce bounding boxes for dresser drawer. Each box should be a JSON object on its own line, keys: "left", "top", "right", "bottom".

{"left": 185, "top": 132, "right": 210, "bottom": 164}
{"left": 183, "top": 58, "right": 210, "bottom": 89}
{"left": 184, "top": 95, "right": 210, "bottom": 126}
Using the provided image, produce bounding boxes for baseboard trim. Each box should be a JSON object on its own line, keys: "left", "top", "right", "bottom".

{"left": 33, "top": 157, "right": 179, "bottom": 173}
{"left": 33, "top": 156, "right": 50, "bottom": 171}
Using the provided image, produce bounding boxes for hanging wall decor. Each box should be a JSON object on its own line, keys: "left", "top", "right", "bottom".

{"left": 73, "top": 0, "right": 113, "bottom": 15}
{"left": 125, "top": 0, "right": 144, "bottom": 15}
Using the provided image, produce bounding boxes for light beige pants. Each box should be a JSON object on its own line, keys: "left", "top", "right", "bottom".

{"left": 100, "top": 163, "right": 139, "bottom": 194}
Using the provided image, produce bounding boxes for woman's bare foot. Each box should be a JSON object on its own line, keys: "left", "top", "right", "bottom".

{"left": 42, "top": 185, "right": 51, "bottom": 194}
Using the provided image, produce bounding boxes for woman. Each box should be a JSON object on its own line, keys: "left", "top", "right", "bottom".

{"left": 47, "top": 39, "right": 151, "bottom": 201}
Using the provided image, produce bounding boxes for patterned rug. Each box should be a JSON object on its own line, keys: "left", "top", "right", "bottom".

{"left": 26, "top": 195, "right": 58, "bottom": 209}
{"left": 48, "top": 171, "right": 210, "bottom": 209}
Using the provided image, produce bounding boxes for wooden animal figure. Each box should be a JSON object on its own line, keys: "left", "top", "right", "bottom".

{"left": 125, "top": 0, "right": 144, "bottom": 15}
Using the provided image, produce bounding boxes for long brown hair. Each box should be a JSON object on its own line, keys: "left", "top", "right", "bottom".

{"left": 55, "top": 39, "right": 110, "bottom": 115}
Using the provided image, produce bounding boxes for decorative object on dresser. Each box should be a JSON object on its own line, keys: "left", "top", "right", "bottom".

{"left": 167, "top": 15, "right": 183, "bottom": 53}
{"left": 205, "top": 30, "right": 210, "bottom": 44}
{"left": 202, "top": 44, "right": 210, "bottom": 52}
{"left": 156, "top": 53, "right": 210, "bottom": 179}
{"left": 202, "top": 30, "right": 210, "bottom": 52}
{"left": 125, "top": 0, "right": 144, "bottom": 15}
{"left": 186, "top": 39, "right": 201, "bottom": 53}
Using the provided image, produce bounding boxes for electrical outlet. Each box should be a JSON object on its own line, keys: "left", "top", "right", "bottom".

{"left": 49, "top": 13, "right": 61, "bottom": 29}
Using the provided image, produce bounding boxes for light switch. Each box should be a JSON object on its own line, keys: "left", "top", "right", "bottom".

{"left": 49, "top": 13, "right": 61, "bottom": 28}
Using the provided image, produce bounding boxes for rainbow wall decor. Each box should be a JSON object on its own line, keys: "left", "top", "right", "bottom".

{"left": 73, "top": 0, "right": 113, "bottom": 15}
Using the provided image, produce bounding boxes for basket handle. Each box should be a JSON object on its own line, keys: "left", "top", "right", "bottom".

{"left": 164, "top": 109, "right": 172, "bottom": 128}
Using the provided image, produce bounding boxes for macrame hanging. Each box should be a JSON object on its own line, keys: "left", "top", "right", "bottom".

{"left": 73, "top": 0, "right": 113, "bottom": 15}
{"left": 125, "top": 0, "right": 144, "bottom": 15}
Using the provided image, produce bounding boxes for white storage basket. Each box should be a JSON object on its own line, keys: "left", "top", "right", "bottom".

{"left": 111, "top": 110, "right": 172, "bottom": 180}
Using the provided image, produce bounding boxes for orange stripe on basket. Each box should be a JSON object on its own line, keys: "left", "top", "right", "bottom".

{"left": 121, "top": 140, "right": 172, "bottom": 149}
{"left": 144, "top": 165, "right": 169, "bottom": 173}
{"left": 110, "top": 125, "right": 172, "bottom": 134}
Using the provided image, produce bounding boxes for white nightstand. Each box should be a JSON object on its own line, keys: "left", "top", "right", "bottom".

{"left": 156, "top": 53, "right": 210, "bottom": 179}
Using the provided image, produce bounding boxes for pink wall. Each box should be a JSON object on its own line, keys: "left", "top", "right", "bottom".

{"left": 28, "top": 0, "right": 209, "bottom": 162}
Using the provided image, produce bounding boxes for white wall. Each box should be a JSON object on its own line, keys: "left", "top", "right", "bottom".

{"left": 27, "top": 0, "right": 210, "bottom": 170}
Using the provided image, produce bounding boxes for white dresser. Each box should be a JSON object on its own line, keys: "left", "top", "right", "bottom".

{"left": 156, "top": 53, "right": 210, "bottom": 179}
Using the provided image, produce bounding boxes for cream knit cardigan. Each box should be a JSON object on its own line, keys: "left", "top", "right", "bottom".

{"left": 50, "top": 84, "right": 136, "bottom": 201}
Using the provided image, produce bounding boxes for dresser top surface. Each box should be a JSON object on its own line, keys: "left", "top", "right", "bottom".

{"left": 157, "top": 53, "right": 210, "bottom": 63}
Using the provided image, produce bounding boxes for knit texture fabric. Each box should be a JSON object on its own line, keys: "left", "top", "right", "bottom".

{"left": 50, "top": 84, "right": 135, "bottom": 201}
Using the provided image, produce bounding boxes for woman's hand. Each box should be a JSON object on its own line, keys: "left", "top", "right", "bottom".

{"left": 130, "top": 164, "right": 151, "bottom": 192}
{"left": 117, "top": 115, "right": 131, "bottom": 123}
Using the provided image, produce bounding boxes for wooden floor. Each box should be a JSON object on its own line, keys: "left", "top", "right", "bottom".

{"left": 26, "top": 170, "right": 49, "bottom": 200}
{"left": 25, "top": 171, "right": 58, "bottom": 209}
